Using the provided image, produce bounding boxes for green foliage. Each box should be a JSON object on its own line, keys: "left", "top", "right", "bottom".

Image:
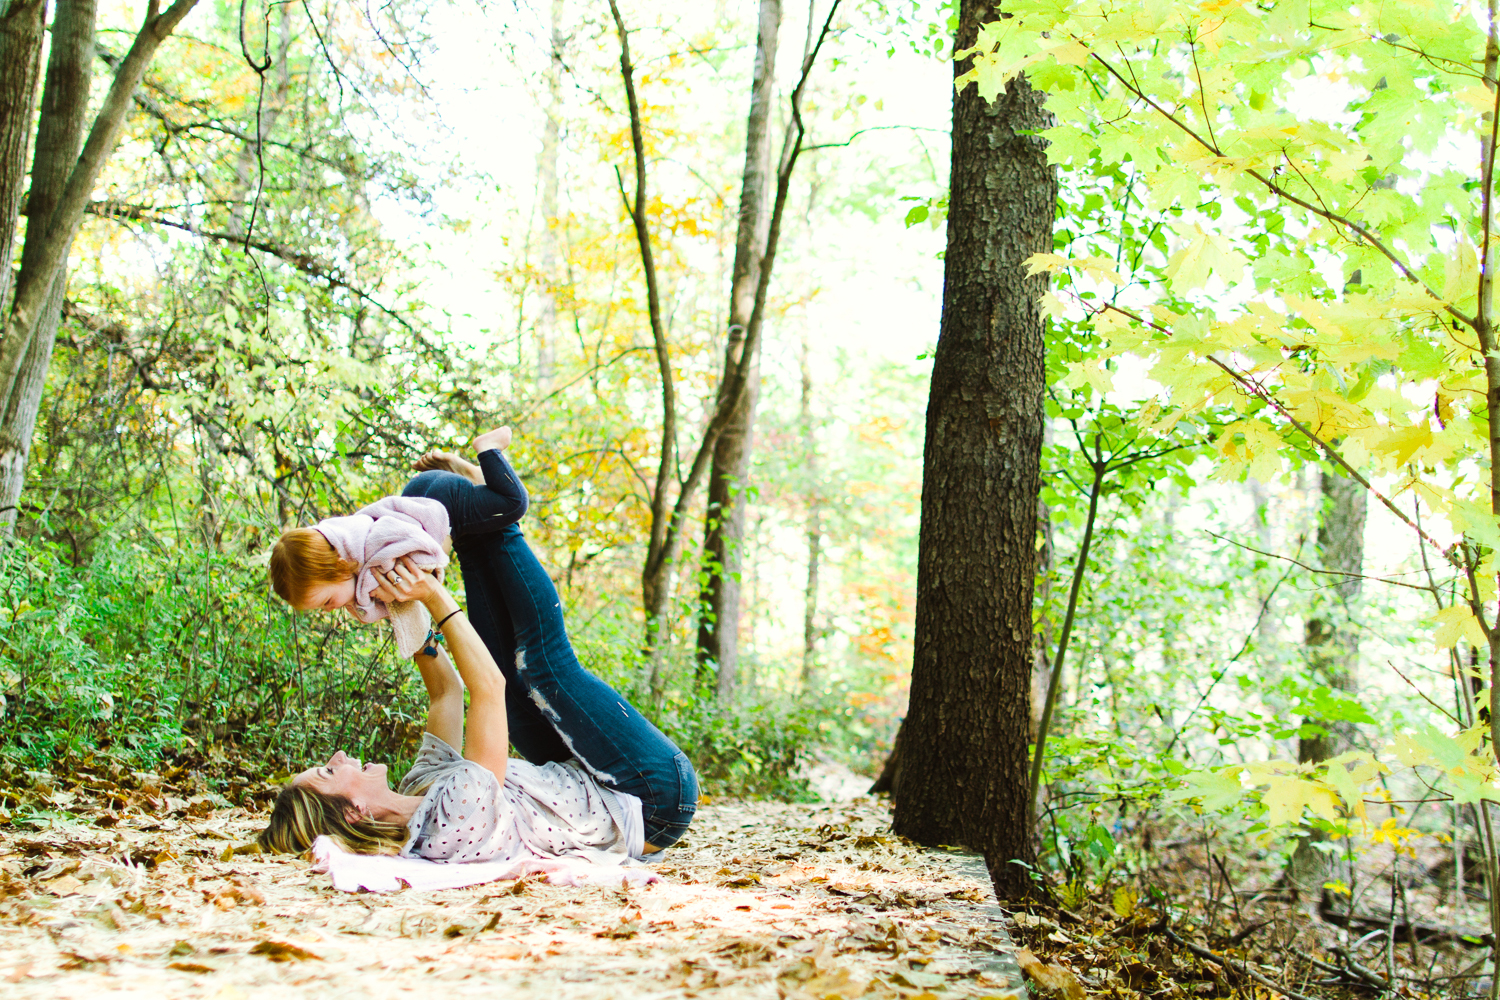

{"left": 660, "top": 696, "right": 820, "bottom": 801}
{"left": 0, "top": 528, "right": 837, "bottom": 800}
{"left": 0, "top": 534, "right": 425, "bottom": 774}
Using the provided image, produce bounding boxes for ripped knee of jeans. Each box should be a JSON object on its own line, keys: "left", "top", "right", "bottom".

{"left": 518, "top": 648, "right": 562, "bottom": 721}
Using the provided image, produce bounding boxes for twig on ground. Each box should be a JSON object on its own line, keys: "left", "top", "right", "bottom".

{"left": 1289, "top": 945, "right": 1393, "bottom": 991}
{"left": 1163, "top": 926, "right": 1323, "bottom": 1000}
{"left": 1328, "top": 946, "right": 1397, "bottom": 991}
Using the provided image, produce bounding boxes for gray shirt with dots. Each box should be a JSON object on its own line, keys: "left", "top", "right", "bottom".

{"left": 397, "top": 733, "right": 644, "bottom": 865}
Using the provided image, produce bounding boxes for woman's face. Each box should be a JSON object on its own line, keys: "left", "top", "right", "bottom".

{"left": 293, "top": 749, "right": 390, "bottom": 800}
{"left": 293, "top": 576, "right": 357, "bottom": 614}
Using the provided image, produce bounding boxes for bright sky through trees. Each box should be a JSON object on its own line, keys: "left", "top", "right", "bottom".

{"left": 354, "top": 1, "right": 954, "bottom": 373}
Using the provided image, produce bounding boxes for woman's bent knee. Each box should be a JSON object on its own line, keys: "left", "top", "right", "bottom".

{"left": 642, "top": 751, "right": 697, "bottom": 849}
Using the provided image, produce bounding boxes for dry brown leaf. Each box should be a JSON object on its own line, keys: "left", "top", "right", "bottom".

{"left": 45, "top": 875, "right": 84, "bottom": 896}
{"left": 1015, "top": 948, "right": 1085, "bottom": 1000}
{"left": 249, "top": 940, "right": 321, "bottom": 962}
{"left": 781, "top": 965, "right": 870, "bottom": 1000}
{"left": 594, "top": 919, "right": 639, "bottom": 939}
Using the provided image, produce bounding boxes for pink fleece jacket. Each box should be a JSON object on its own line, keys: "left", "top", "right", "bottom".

{"left": 314, "top": 496, "right": 451, "bottom": 658}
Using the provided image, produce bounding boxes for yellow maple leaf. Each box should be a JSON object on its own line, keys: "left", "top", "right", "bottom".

{"left": 1372, "top": 422, "right": 1434, "bottom": 466}
{"left": 1444, "top": 241, "right": 1480, "bottom": 305}
{"left": 1389, "top": 730, "right": 1435, "bottom": 768}
{"left": 1369, "top": 817, "right": 1419, "bottom": 850}
{"left": 1260, "top": 774, "right": 1339, "bottom": 827}
{"left": 1433, "top": 604, "right": 1487, "bottom": 650}
{"left": 1061, "top": 358, "right": 1115, "bottom": 395}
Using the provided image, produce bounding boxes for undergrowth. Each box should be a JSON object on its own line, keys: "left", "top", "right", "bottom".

{"left": 0, "top": 533, "right": 830, "bottom": 801}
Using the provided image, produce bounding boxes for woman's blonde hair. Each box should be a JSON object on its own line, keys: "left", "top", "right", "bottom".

{"left": 268, "top": 528, "right": 358, "bottom": 606}
{"left": 258, "top": 783, "right": 410, "bottom": 856}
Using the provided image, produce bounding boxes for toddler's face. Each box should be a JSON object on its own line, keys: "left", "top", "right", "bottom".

{"left": 294, "top": 576, "right": 356, "bottom": 614}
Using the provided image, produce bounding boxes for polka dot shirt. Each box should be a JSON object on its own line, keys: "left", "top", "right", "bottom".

{"left": 397, "top": 733, "right": 643, "bottom": 864}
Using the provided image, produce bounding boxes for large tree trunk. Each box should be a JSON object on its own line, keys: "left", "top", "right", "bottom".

{"left": 1287, "top": 467, "right": 1367, "bottom": 890}
{"left": 889, "top": 0, "right": 1054, "bottom": 902}
{"left": 0, "top": 0, "right": 46, "bottom": 312}
{"left": 0, "top": 0, "right": 95, "bottom": 523}
{"left": 0, "top": 0, "right": 199, "bottom": 525}
{"left": 694, "top": 0, "right": 780, "bottom": 700}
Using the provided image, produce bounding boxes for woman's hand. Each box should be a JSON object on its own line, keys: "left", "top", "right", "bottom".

{"left": 369, "top": 556, "right": 448, "bottom": 610}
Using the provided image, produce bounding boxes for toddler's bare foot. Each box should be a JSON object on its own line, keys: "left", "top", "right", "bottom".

{"left": 473, "top": 426, "right": 512, "bottom": 455}
{"left": 413, "top": 450, "right": 484, "bottom": 486}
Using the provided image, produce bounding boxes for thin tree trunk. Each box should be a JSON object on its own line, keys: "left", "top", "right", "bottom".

{"left": 614, "top": 0, "right": 838, "bottom": 696}
{"left": 1287, "top": 467, "right": 1367, "bottom": 890}
{"left": 1247, "top": 479, "right": 1281, "bottom": 647}
{"left": 1473, "top": 22, "right": 1500, "bottom": 997}
{"left": 1029, "top": 424, "right": 1056, "bottom": 741}
{"left": 608, "top": 0, "right": 678, "bottom": 686}
{"left": 536, "top": 0, "right": 564, "bottom": 391}
{"left": 0, "top": 0, "right": 46, "bottom": 312}
{"left": 0, "top": 0, "right": 96, "bottom": 524}
{"left": 225, "top": 3, "right": 291, "bottom": 240}
{"left": 695, "top": 0, "right": 780, "bottom": 699}
{"left": 1028, "top": 459, "right": 1103, "bottom": 827}
{"left": 799, "top": 328, "right": 821, "bottom": 688}
{"left": 0, "top": 0, "right": 200, "bottom": 525}
{"left": 889, "top": 0, "right": 1054, "bottom": 902}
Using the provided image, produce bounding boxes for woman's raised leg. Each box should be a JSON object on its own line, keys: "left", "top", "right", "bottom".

{"left": 448, "top": 542, "right": 574, "bottom": 765}
{"left": 402, "top": 467, "right": 571, "bottom": 764}
{"left": 479, "top": 523, "right": 697, "bottom": 848}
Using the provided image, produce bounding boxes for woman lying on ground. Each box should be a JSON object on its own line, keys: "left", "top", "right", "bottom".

{"left": 258, "top": 431, "right": 697, "bottom": 862}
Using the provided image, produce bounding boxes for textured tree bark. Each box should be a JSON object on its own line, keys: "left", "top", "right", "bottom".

{"left": 1287, "top": 467, "right": 1367, "bottom": 890}
{"left": 0, "top": 0, "right": 95, "bottom": 523}
{"left": 0, "top": 0, "right": 45, "bottom": 312}
{"left": 695, "top": 0, "right": 780, "bottom": 699}
{"left": 0, "top": 0, "right": 199, "bottom": 525}
{"left": 890, "top": 0, "right": 1054, "bottom": 902}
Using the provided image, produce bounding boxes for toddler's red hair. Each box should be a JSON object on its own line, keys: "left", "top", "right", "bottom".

{"left": 269, "top": 528, "right": 358, "bottom": 604}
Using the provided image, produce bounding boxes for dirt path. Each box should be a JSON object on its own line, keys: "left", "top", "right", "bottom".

{"left": 0, "top": 794, "right": 1023, "bottom": 999}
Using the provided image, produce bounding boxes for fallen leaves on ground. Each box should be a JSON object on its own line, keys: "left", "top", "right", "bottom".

{"left": 0, "top": 773, "right": 1023, "bottom": 999}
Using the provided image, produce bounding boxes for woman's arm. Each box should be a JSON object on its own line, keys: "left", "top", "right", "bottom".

{"left": 414, "top": 646, "right": 464, "bottom": 750}
{"left": 372, "top": 558, "right": 510, "bottom": 782}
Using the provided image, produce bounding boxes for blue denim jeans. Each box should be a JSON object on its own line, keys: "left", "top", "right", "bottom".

{"left": 404, "top": 465, "right": 696, "bottom": 847}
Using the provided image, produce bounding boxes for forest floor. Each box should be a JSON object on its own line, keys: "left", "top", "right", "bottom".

{"left": 0, "top": 749, "right": 1492, "bottom": 1000}
{"left": 0, "top": 755, "right": 1025, "bottom": 1000}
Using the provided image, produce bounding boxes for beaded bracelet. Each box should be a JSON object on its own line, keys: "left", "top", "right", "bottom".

{"left": 421, "top": 608, "right": 464, "bottom": 657}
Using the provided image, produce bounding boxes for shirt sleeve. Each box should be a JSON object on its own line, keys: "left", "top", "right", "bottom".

{"left": 396, "top": 733, "right": 463, "bottom": 795}
{"left": 400, "top": 449, "right": 528, "bottom": 538}
{"left": 408, "top": 762, "right": 506, "bottom": 862}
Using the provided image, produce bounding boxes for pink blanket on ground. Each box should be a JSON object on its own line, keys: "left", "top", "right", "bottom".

{"left": 314, "top": 496, "right": 451, "bottom": 658}
{"left": 309, "top": 836, "right": 660, "bottom": 892}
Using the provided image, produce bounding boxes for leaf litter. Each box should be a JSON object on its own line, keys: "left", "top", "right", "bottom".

{"left": 0, "top": 766, "right": 1025, "bottom": 1000}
